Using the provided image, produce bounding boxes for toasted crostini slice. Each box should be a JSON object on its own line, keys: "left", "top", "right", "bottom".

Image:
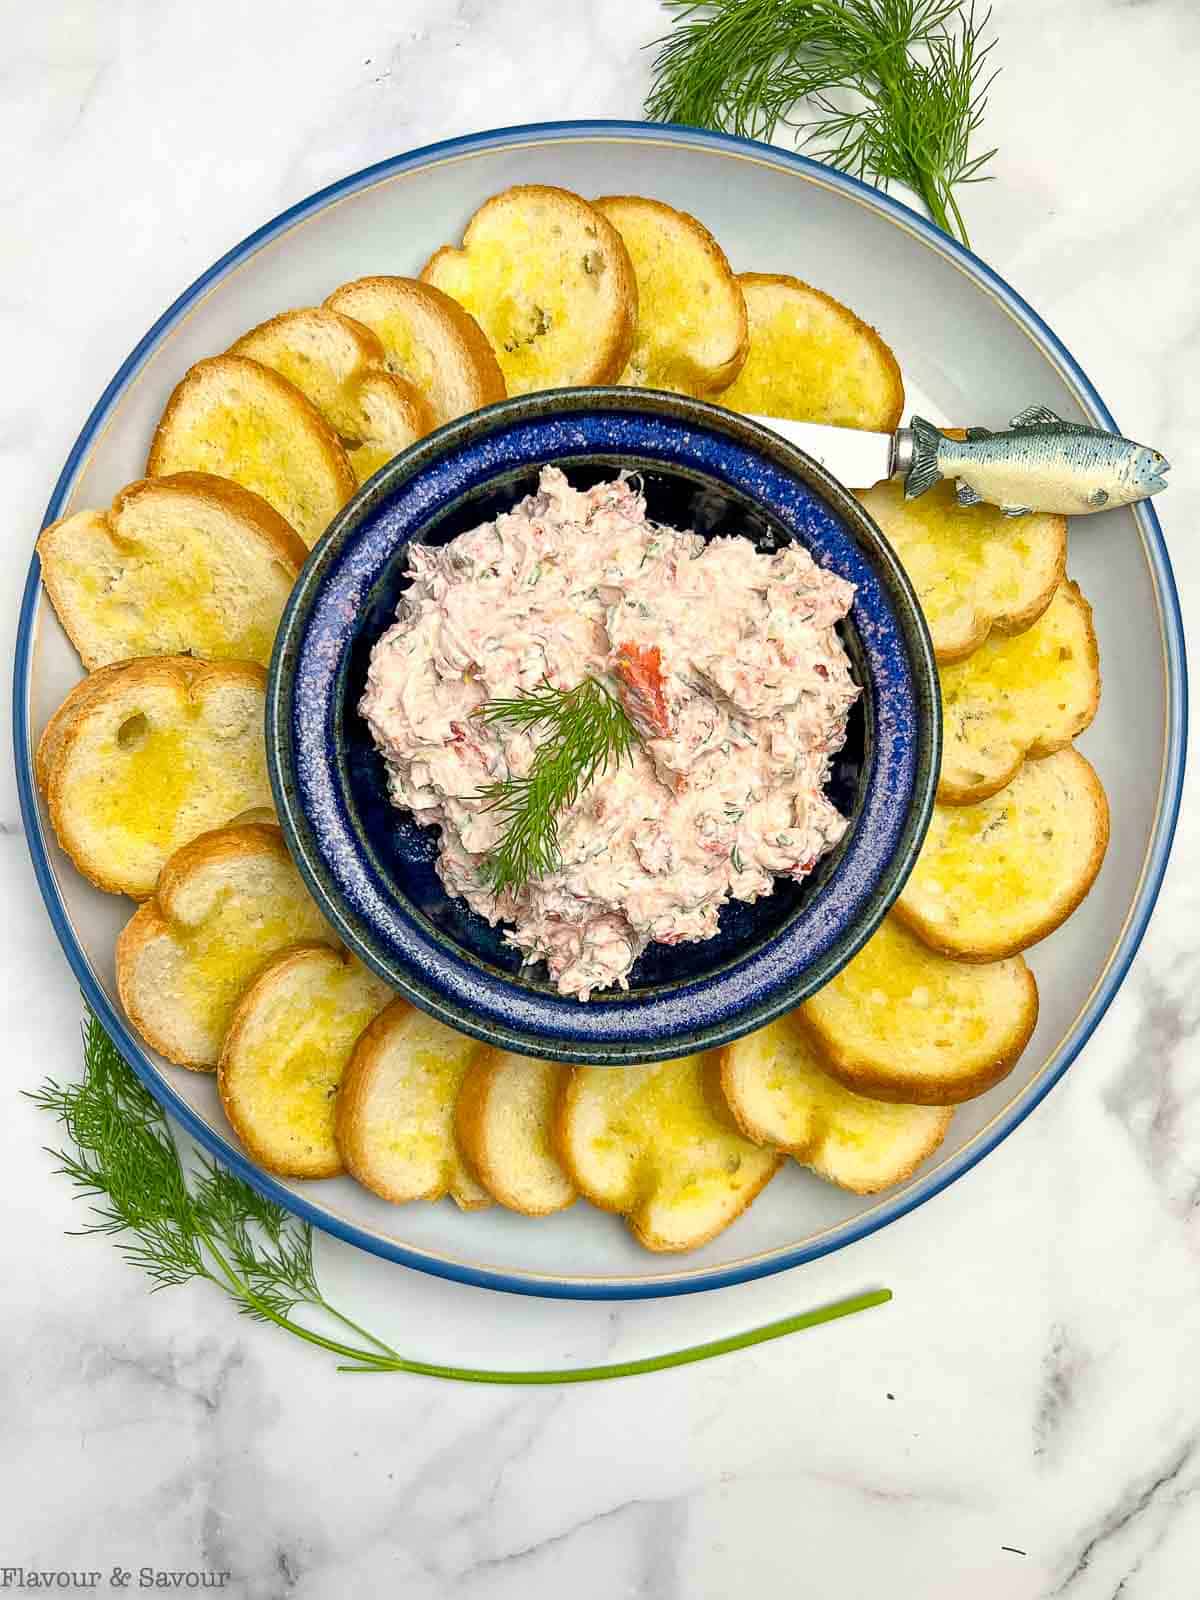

{"left": 556, "top": 1053, "right": 781, "bottom": 1252}
{"left": 147, "top": 354, "right": 356, "bottom": 547}
{"left": 116, "top": 820, "right": 337, "bottom": 1070}
{"left": 335, "top": 999, "right": 491, "bottom": 1209}
{"left": 420, "top": 185, "right": 637, "bottom": 394}
{"left": 592, "top": 194, "right": 748, "bottom": 394}
{"left": 716, "top": 272, "right": 904, "bottom": 431}
{"left": 37, "top": 656, "right": 271, "bottom": 899}
{"left": 855, "top": 478, "right": 1066, "bottom": 663}
{"left": 799, "top": 915, "right": 1039, "bottom": 1105}
{"left": 455, "top": 1051, "right": 575, "bottom": 1216}
{"left": 37, "top": 473, "right": 306, "bottom": 671}
{"left": 218, "top": 945, "right": 393, "bottom": 1179}
{"left": 938, "top": 580, "right": 1100, "bottom": 804}
{"left": 718, "top": 1017, "right": 953, "bottom": 1194}
{"left": 897, "top": 748, "right": 1110, "bottom": 961}
{"left": 324, "top": 275, "right": 505, "bottom": 426}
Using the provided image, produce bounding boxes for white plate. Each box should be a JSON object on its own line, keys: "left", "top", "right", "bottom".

{"left": 13, "top": 122, "right": 1186, "bottom": 1298}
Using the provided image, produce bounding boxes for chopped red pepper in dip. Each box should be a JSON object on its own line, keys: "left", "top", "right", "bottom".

{"left": 613, "top": 641, "right": 673, "bottom": 739}
{"left": 360, "top": 467, "right": 858, "bottom": 999}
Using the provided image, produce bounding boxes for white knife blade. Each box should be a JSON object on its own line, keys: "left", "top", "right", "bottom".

{"left": 747, "top": 415, "right": 897, "bottom": 490}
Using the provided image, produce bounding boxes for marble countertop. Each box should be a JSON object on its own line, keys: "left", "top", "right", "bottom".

{"left": 3, "top": 2, "right": 1198, "bottom": 1596}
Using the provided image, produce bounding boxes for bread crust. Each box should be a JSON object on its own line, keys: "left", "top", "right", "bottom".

{"left": 592, "top": 193, "right": 749, "bottom": 393}
{"left": 420, "top": 185, "right": 638, "bottom": 390}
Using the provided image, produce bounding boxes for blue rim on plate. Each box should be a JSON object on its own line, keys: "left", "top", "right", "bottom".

{"left": 269, "top": 388, "right": 940, "bottom": 1063}
{"left": 12, "top": 120, "right": 1188, "bottom": 1299}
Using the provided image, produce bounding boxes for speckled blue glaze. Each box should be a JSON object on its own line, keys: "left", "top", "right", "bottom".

{"left": 268, "top": 389, "right": 940, "bottom": 1063}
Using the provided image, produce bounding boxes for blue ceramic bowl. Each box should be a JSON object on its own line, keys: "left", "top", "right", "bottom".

{"left": 267, "top": 389, "right": 940, "bottom": 1064}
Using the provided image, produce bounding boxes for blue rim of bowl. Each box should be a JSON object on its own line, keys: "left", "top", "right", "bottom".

{"left": 268, "top": 389, "right": 939, "bottom": 1063}
{"left": 11, "top": 120, "right": 1187, "bottom": 1300}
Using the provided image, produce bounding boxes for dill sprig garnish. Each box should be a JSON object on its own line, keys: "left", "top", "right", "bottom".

{"left": 27, "top": 1011, "right": 891, "bottom": 1380}
{"left": 645, "top": 0, "right": 998, "bottom": 246}
{"left": 474, "top": 677, "right": 642, "bottom": 896}
{"left": 28, "top": 1018, "right": 397, "bottom": 1365}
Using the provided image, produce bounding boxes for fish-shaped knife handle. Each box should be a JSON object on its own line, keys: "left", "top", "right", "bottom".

{"left": 896, "top": 406, "right": 1170, "bottom": 517}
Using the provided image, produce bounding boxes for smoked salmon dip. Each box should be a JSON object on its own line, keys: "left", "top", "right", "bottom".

{"left": 361, "top": 467, "right": 858, "bottom": 999}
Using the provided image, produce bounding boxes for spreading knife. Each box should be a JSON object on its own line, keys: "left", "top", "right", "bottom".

{"left": 747, "top": 404, "right": 1170, "bottom": 517}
